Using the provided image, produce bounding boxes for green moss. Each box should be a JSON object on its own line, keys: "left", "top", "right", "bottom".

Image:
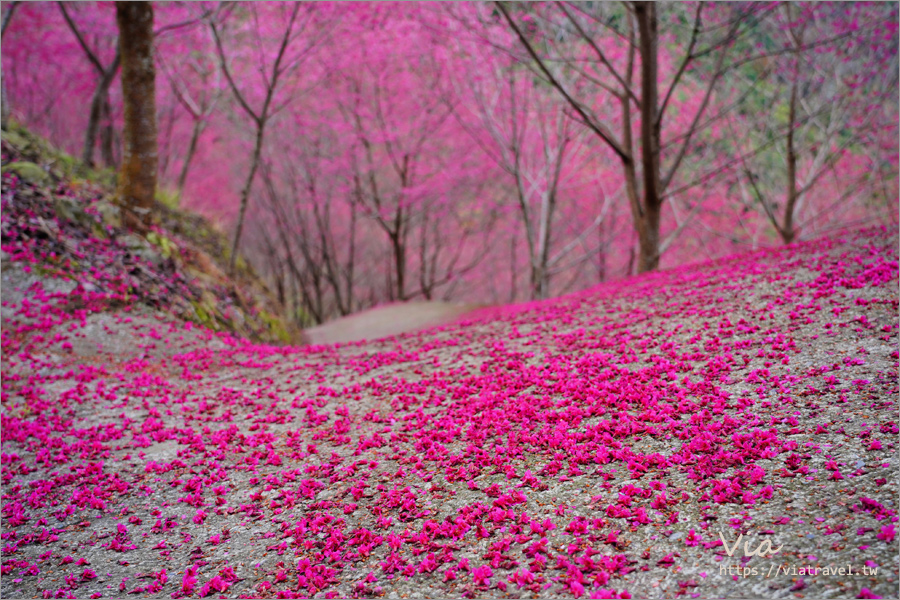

{"left": 33, "top": 264, "right": 63, "bottom": 277}
{"left": 146, "top": 231, "right": 180, "bottom": 260}
{"left": 294, "top": 306, "right": 314, "bottom": 329}
{"left": 259, "top": 309, "right": 291, "bottom": 343}
{"left": 85, "top": 166, "right": 116, "bottom": 188}
{"left": 93, "top": 200, "right": 122, "bottom": 229}
{"left": 2, "top": 129, "right": 29, "bottom": 149}
{"left": 2, "top": 161, "right": 51, "bottom": 186}
{"left": 56, "top": 153, "right": 77, "bottom": 175}
{"left": 4, "top": 121, "right": 116, "bottom": 185}
{"left": 52, "top": 196, "right": 87, "bottom": 225}
{"left": 191, "top": 300, "right": 220, "bottom": 331}
{"left": 155, "top": 187, "right": 181, "bottom": 210}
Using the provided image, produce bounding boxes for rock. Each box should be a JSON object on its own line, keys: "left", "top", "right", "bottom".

{"left": 2, "top": 161, "right": 51, "bottom": 186}
{"left": 119, "top": 233, "right": 162, "bottom": 264}
{"left": 94, "top": 199, "right": 122, "bottom": 229}
{"left": 52, "top": 196, "right": 85, "bottom": 224}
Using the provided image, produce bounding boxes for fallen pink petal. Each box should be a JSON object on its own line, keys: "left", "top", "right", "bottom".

{"left": 1, "top": 3, "right": 897, "bottom": 600}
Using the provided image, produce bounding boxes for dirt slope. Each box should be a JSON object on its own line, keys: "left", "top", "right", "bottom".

{"left": 1, "top": 220, "right": 898, "bottom": 599}
{"left": 1, "top": 124, "right": 298, "bottom": 346}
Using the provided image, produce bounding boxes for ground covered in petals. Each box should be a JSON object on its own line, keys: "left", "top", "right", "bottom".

{"left": 2, "top": 156, "right": 898, "bottom": 598}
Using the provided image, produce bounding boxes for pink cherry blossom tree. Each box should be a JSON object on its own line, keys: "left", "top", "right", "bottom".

{"left": 2, "top": 1, "right": 896, "bottom": 317}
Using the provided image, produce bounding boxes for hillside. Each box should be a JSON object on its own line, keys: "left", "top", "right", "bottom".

{"left": 1, "top": 123, "right": 299, "bottom": 346}
{"left": 1, "top": 128, "right": 898, "bottom": 598}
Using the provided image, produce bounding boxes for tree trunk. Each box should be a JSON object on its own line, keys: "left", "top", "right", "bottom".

{"left": 1, "top": 70, "right": 8, "bottom": 131}
{"left": 116, "top": 1, "right": 157, "bottom": 231}
{"left": 82, "top": 54, "right": 120, "bottom": 167}
{"left": 229, "top": 125, "right": 264, "bottom": 274}
{"left": 390, "top": 231, "right": 406, "bottom": 301}
{"left": 534, "top": 192, "right": 553, "bottom": 299}
{"left": 634, "top": 1, "right": 662, "bottom": 273}
{"left": 83, "top": 82, "right": 104, "bottom": 167}
{"left": 597, "top": 216, "right": 607, "bottom": 282}
{"left": 100, "top": 96, "right": 115, "bottom": 167}
{"left": 636, "top": 201, "right": 661, "bottom": 273}
{"left": 781, "top": 77, "right": 799, "bottom": 244}
{"left": 509, "top": 234, "right": 518, "bottom": 303}
{"left": 177, "top": 117, "right": 204, "bottom": 196}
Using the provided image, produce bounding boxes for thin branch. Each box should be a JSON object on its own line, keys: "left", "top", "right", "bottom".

{"left": 209, "top": 14, "right": 260, "bottom": 124}
{"left": 725, "top": 29, "right": 858, "bottom": 73}
{"left": 558, "top": 2, "right": 641, "bottom": 108}
{"left": 660, "top": 14, "right": 740, "bottom": 193}
{"left": 657, "top": 2, "right": 702, "bottom": 128}
{"left": 562, "top": 1, "right": 633, "bottom": 47}
{"left": 58, "top": 2, "right": 104, "bottom": 74}
{"left": 659, "top": 195, "right": 704, "bottom": 255}
{"left": 548, "top": 192, "right": 615, "bottom": 267}
{"left": 154, "top": 6, "right": 216, "bottom": 38}
{"left": 157, "top": 53, "right": 203, "bottom": 118}
{"left": 495, "top": 1, "right": 629, "bottom": 162}
{"left": 2, "top": 1, "right": 19, "bottom": 38}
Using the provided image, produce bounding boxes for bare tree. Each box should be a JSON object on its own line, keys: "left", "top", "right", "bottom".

{"left": 338, "top": 75, "right": 420, "bottom": 302}
{"left": 451, "top": 50, "right": 614, "bottom": 299}
{"left": 158, "top": 47, "right": 222, "bottom": 197}
{"left": 257, "top": 154, "right": 355, "bottom": 325}
{"left": 496, "top": 1, "right": 756, "bottom": 272}
{"left": 116, "top": 1, "right": 157, "bottom": 231}
{"left": 209, "top": 3, "right": 324, "bottom": 274}
{"left": 731, "top": 2, "right": 898, "bottom": 243}
{"left": 334, "top": 63, "right": 493, "bottom": 305}
{"left": 246, "top": 56, "right": 495, "bottom": 322}
{"left": 59, "top": 2, "right": 120, "bottom": 167}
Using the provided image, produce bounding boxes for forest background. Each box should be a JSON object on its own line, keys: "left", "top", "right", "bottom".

{"left": 3, "top": 1, "right": 897, "bottom": 327}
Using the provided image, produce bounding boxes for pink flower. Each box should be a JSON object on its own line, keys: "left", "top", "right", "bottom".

{"left": 473, "top": 565, "right": 492, "bottom": 587}
{"left": 180, "top": 565, "right": 198, "bottom": 595}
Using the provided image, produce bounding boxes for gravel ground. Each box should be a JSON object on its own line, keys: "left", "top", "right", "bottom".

{"left": 1, "top": 228, "right": 898, "bottom": 600}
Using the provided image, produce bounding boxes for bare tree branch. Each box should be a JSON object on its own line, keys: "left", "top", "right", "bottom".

{"left": 1, "top": 1, "right": 18, "bottom": 38}
{"left": 58, "top": 2, "right": 105, "bottom": 74}
{"left": 495, "top": 1, "right": 629, "bottom": 162}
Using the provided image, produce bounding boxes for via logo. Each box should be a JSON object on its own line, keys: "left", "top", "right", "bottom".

{"left": 718, "top": 531, "right": 783, "bottom": 558}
